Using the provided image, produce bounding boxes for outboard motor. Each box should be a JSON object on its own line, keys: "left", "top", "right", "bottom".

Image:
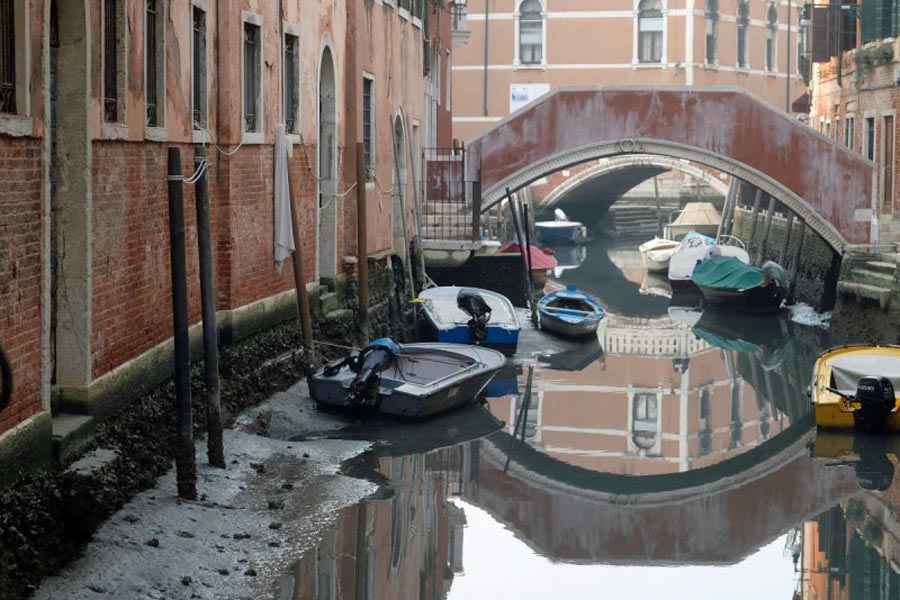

{"left": 347, "top": 338, "right": 400, "bottom": 407}
{"left": 457, "top": 289, "right": 492, "bottom": 342}
{"left": 853, "top": 376, "right": 896, "bottom": 431}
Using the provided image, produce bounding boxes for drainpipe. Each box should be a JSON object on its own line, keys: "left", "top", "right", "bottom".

{"left": 483, "top": 0, "right": 490, "bottom": 116}
{"left": 685, "top": 0, "right": 694, "bottom": 86}
{"left": 786, "top": 0, "right": 791, "bottom": 112}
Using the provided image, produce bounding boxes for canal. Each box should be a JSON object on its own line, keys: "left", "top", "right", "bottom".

{"left": 277, "top": 236, "right": 898, "bottom": 600}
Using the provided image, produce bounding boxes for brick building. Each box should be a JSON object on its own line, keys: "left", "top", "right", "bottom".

{"left": 0, "top": 0, "right": 460, "bottom": 475}
{"left": 808, "top": 0, "right": 900, "bottom": 244}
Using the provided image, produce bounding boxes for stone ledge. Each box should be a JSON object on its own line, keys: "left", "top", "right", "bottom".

{"left": 52, "top": 414, "right": 96, "bottom": 465}
{"left": 0, "top": 412, "right": 52, "bottom": 489}
{"left": 837, "top": 281, "right": 892, "bottom": 310}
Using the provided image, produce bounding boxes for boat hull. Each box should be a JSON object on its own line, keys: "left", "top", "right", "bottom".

{"left": 540, "top": 314, "right": 600, "bottom": 338}
{"left": 812, "top": 345, "right": 900, "bottom": 430}
{"left": 537, "top": 287, "right": 605, "bottom": 339}
{"left": 535, "top": 222, "right": 587, "bottom": 245}
{"left": 696, "top": 282, "right": 785, "bottom": 314}
{"left": 419, "top": 286, "right": 521, "bottom": 355}
{"left": 429, "top": 324, "right": 519, "bottom": 356}
{"left": 309, "top": 344, "right": 505, "bottom": 418}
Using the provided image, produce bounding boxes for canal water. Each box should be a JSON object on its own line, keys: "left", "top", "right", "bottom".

{"left": 277, "top": 237, "right": 900, "bottom": 599}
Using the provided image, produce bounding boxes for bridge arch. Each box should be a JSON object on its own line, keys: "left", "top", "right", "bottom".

{"left": 467, "top": 86, "right": 875, "bottom": 253}
{"left": 539, "top": 154, "right": 731, "bottom": 210}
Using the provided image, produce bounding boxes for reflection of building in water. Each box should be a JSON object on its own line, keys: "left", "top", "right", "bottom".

{"left": 283, "top": 452, "right": 459, "bottom": 600}
{"left": 490, "top": 315, "right": 790, "bottom": 476}
{"left": 800, "top": 498, "right": 900, "bottom": 600}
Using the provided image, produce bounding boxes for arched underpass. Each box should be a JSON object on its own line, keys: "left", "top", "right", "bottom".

{"left": 467, "top": 86, "right": 875, "bottom": 253}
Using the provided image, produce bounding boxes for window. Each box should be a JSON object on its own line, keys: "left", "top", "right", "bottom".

{"left": 825, "top": 121, "right": 831, "bottom": 138}
{"left": 865, "top": 117, "right": 876, "bottom": 161}
{"left": 638, "top": 0, "right": 664, "bottom": 64}
{"left": 518, "top": 0, "right": 543, "bottom": 65}
{"left": 765, "top": 3, "right": 777, "bottom": 72}
{"left": 103, "top": 0, "right": 123, "bottom": 122}
{"left": 243, "top": 20, "right": 261, "bottom": 132}
{"left": 445, "top": 53, "right": 452, "bottom": 109}
{"left": 284, "top": 33, "right": 299, "bottom": 133}
{"left": 632, "top": 392, "right": 658, "bottom": 451}
{"left": 435, "top": 51, "right": 441, "bottom": 105}
{"left": 736, "top": 0, "right": 749, "bottom": 69}
{"left": 362, "top": 77, "right": 374, "bottom": 182}
{"left": 145, "top": 0, "right": 163, "bottom": 127}
{"left": 192, "top": 7, "right": 207, "bottom": 129}
{"left": 845, "top": 116, "right": 855, "bottom": 150}
{"left": 0, "top": 0, "right": 15, "bottom": 113}
{"left": 705, "top": 0, "right": 718, "bottom": 65}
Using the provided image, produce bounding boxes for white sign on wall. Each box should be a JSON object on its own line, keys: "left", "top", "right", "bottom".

{"left": 509, "top": 84, "right": 551, "bottom": 113}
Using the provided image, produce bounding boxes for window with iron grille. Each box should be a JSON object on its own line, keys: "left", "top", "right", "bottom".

{"left": 192, "top": 7, "right": 207, "bottom": 129}
{"left": 705, "top": 0, "right": 718, "bottom": 65}
{"left": 243, "top": 21, "right": 261, "bottom": 132}
{"left": 0, "top": 0, "right": 15, "bottom": 114}
{"left": 518, "top": 0, "right": 543, "bottom": 65}
{"left": 145, "top": 0, "right": 162, "bottom": 126}
{"left": 363, "top": 77, "right": 374, "bottom": 182}
{"left": 736, "top": 0, "right": 749, "bottom": 68}
{"left": 638, "top": 0, "right": 663, "bottom": 64}
{"left": 104, "top": 0, "right": 119, "bottom": 122}
{"left": 845, "top": 116, "right": 855, "bottom": 150}
{"left": 765, "top": 3, "right": 777, "bottom": 72}
{"left": 284, "top": 34, "right": 299, "bottom": 133}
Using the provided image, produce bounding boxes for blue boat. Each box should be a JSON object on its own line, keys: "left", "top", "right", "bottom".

{"left": 538, "top": 285, "right": 605, "bottom": 338}
{"left": 418, "top": 287, "right": 520, "bottom": 355}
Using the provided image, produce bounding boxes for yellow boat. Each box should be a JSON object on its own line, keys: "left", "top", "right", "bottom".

{"left": 811, "top": 345, "right": 900, "bottom": 431}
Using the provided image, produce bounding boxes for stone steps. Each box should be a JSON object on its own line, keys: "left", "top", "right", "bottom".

{"left": 837, "top": 281, "right": 892, "bottom": 309}
{"left": 52, "top": 413, "right": 96, "bottom": 465}
{"left": 849, "top": 268, "right": 895, "bottom": 285}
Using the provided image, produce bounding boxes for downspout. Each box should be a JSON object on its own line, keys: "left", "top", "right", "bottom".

{"left": 685, "top": 0, "right": 694, "bottom": 86}
{"left": 786, "top": 0, "right": 791, "bottom": 112}
{"left": 215, "top": 0, "right": 221, "bottom": 181}
{"left": 483, "top": 0, "right": 489, "bottom": 116}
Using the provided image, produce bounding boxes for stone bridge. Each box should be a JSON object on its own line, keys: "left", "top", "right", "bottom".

{"left": 466, "top": 86, "right": 875, "bottom": 252}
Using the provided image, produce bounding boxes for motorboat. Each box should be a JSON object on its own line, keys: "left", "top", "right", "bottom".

{"left": 537, "top": 285, "right": 605, "bottom": 338}
{"left": 692, "top": 256, "right": 786, "bottom": 314}
{"left": 810, "top": 345, "right": 900, "bottom": 432}
{"left": 535, "top": 209, "right": 588, "bottom": 245}
{"left": 667, "top": 233, "right": 750, "bottom": 288}
{"left": 418, "top": 286, "right": 520, "bottom": 355}
{"left": 639, "top": 237, "right": 680, "bottom": 272}
{"left": 308, "top": 338, "right": 506, "bottom": 418}
{"left": 665, "top": 202, "right": 721, "bottom": 240}
{"left": 812, "top": 431, "right": 898, "bottom": 491}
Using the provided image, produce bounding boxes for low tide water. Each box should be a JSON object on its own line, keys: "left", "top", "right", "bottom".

{"left": 277, "top": 237, "right": 898, "bottom": 600}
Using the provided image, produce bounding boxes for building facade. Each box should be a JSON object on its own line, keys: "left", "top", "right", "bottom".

{"left": 0, "top": 0, "right": 458, "bottom": 473}
{"left": 451, "top": 0, "right": 809, "bottom": 143}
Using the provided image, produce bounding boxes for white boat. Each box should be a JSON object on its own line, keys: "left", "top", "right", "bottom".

{"left": 418, "top": 286, "right": 520, "bottom": 355}
{"left": 535, "top": 208, "right": 588, "bottom": 245}
{"left": 639, "top": 237, "right": 681, "bottom": 272}
{"left": 665, "top": 202, "right": 722, "bottom": 240}
{"left": 668, "top": 233, "right": 750, "bottom": 286}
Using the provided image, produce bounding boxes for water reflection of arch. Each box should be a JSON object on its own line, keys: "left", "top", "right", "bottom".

{"left": 463, "top": 422, "right": 858, "bottom": 565}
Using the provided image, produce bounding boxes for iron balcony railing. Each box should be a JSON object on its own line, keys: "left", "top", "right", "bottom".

{"left": 419, "top": 147, "right": 481, "bottom": 242}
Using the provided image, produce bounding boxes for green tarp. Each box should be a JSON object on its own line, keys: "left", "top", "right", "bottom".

{"left": 692, "top": 256, "right": 765, "bottom": 291}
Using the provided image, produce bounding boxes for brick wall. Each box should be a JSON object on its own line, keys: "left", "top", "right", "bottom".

{"left": 0, "top": 137, "right": 44, "bottom": 433}
{"left": 91, "top": 141, "right": 321, "bottom": 380}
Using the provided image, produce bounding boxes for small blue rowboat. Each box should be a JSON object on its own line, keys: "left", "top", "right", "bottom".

{"left": 418, "top": 287, "right": 520, "bottom": 355}
{"left": 538, "top": 285, "right": 605, "bottom": 338}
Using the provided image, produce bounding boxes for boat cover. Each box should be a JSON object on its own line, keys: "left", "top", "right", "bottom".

{"left": 831, "top": 354, "right": 900, "bottom": 395}
{"left": 498, "top": 243, "right": 558, "bottom": 270}
{"left": 671, "top": 203, "right": 721, "bottom": 227}
{"left": 692, "top": 256, "right": 765, "bottom": 291}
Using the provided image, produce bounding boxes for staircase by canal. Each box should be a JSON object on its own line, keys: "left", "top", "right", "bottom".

{"left": 837, "top": 253, "right": 899, "bottom": 310}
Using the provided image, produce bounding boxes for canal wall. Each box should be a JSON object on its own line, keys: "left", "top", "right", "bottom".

{"left": 732, "top": 207, "right": 841, "bottom": 311}
{"left": 0, "top": 254, "right": 414, "bottom": 598}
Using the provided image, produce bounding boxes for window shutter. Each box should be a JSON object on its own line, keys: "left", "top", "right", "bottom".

{"left": 811, "top": 7, "right": 831, "bottom": 62}
{"left": 861, "top": 0, "right": 876, "bottom": 43}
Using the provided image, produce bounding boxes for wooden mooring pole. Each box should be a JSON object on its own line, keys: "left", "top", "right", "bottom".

{"left": 167, "top": 147, "right": 197, "bottom": 500}
{"left": 787, "top": 222, "right": 807, "bottom": 304}
{"left": 194, "top": 145, "right": 224, "bottom": 468}
{"left": 756, "top": 196, "right": 778, "bottom": 266}
{"left": 747, "top": 189, "right": 763, "bottom": 246}
{"left": 507, "top": 189, "right": 536, "bottom": 317}
{"left": 356, "top": 142, "right": 370, "bottom": 342}
{"left": 522, "top": 203, "right": 539, "bottom": 326}
{"left": 289, "top": 165, "right": 314, "bottom": 351}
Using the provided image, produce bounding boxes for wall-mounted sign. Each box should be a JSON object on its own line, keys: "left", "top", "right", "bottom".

{"left": 510, "top": 84, "right": 550, "bottom": 113}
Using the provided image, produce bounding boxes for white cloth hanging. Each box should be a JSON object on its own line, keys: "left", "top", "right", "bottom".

{"left": 274, "top": 124, "right": 295, "bottom": 266}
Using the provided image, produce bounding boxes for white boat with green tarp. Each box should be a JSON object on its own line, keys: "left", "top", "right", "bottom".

{"left": 692, "top": 256, "right": 786, "bottom": 314}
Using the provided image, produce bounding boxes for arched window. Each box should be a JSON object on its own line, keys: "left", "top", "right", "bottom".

{"left": 705, "top": 0, "right": 718, "bottom": 64}
{"left": 736, "top": 0, "right": 749, "bottom": 68}
{"left": 638, "top": 0, "right": 664, "bottom": 64}
{"left": 766, "top": 3, "right": 778, "bottom": 72}
{"left": 518, "top": 0, "right": 543, "bottom": 65}
{"left": 632, "top": 392, "right": 658, "bottom": 452}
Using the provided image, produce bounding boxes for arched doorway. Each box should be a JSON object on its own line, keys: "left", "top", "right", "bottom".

{"left": 317, "top": 48, "right": 337, "bottom": 279}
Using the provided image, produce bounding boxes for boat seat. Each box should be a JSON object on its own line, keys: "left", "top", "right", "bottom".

{"left": 544, "top": 307, "right": 594, "bottom": 316}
